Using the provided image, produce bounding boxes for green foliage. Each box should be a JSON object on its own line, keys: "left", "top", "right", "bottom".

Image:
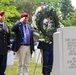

{"left": 63, "top": 10, "right": 76, "bottom": 26}
{"left": 14, "top": 0, "right": 60, "bottom": 21}
{"left": 0, "top": 0, "right": 16, "bottom": 4}
{"left": 0, "top": 0, "right": 20, "bottom": 37}
{"left": 60, "top": 0, "right": 74, "bottom": 20}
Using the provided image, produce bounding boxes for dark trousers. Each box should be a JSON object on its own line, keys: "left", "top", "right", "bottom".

{"left": 0, "top": 54, "right": 7, "bottom": 75}
{"left": 42, "top": 50, "right": 53, "bottom": 75}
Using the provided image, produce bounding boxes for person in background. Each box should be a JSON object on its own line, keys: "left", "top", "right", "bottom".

{"left": 42, "top": 37, "right": 53, "bottom": 75}
{"left": 12, "top": 12, "right": 34, "bottom": 75}
{"left": 38, "top": 37, "right": 53, "bottom": 75}
{"left": 0, "top": 11, "right": 10, "bottom": 75}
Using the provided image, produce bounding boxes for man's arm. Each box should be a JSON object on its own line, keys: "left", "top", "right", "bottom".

{"left": 12, "top": 22, "right": 21, "bottom": 32}
{"left": 12, "top": 17, "right": 25, "bottom": 32}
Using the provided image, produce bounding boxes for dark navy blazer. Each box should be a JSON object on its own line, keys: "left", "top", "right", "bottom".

{"left": 12, "top": 21, "right": 34, "bottom": 54}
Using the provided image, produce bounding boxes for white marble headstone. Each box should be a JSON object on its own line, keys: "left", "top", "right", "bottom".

{"left": 7, "top": 51, "right": 14, "bottom": 66}
{"left": 53, "top": 27, "right": 76, "bottom": 75}
{"left": 34, "top": 42, "right": 41, "bottom": 64}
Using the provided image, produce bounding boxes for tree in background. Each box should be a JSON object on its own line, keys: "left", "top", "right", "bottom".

{"left": 60, "top": 0, "right": 74, "bottom": 20}
{"left": 60, "top": 0, "right": 76, "bottom": 26}
{"left": 0, "top": 0, "right": 20, "bottom": 38}
{"left": 14, "top": 0, "right": 60, "bottom": 23}
{"left": 63, "top": 10, "right": 76, "bottom": 26}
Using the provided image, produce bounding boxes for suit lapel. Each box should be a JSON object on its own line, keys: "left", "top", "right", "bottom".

{"left": 19, "top": 23, "right": 24, "bottom": 38}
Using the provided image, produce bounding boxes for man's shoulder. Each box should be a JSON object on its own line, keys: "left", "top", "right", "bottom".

{"left": 13, "top": 21, "right": 23, "bottom": 27}
{"left": 15, "top": 21, "right": 22, "bottom": 25}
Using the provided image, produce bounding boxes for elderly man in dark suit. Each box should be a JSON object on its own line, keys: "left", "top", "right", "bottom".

{"left": 12, "top": 12, "right": 34, "bottom": 75}
{"left": 0, "top": 11, "right": 10, "bottom": 75}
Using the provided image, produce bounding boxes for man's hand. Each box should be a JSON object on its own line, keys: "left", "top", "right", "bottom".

{"left": 8, "top": 50, "right": 10, "bottom": 53}
{"left": 20, "top": 17, "right": 25, "bottom": 22}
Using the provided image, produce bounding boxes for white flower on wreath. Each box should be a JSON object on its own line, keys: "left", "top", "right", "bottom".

{"left": 35, "top": 5, "right": 46, "bottom": 14}
{"left": 31, "top": 15, "right": 37, "bottom": 28}
{"left": 31, "top": 5, "right": 47, "bottom": 28}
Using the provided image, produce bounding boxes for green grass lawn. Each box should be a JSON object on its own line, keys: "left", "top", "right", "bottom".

{"left": 5, "top": 58, "right": 54, "bottom": 75}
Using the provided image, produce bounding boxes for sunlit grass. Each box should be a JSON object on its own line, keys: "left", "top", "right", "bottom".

{"left": 5, "top": 57, "right": 54, "bottom": 75}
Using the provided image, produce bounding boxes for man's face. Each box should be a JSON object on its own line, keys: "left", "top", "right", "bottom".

{"left": 0, "top": 15, "right": 5, "bottom": 22}
{"left": 23, "top": 17, "right": 28, "bottom": 24}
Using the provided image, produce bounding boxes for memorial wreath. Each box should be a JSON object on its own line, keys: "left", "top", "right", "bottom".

{"left": 32, "top": 4, "right": 63, "bottom": 49}
{"left": 32, "top": 4, "right": 59, "bottom": 37}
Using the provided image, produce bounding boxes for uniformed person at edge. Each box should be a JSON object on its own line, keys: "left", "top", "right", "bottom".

{"left": 0, "top": 11, "right": 10, "bottom": 75}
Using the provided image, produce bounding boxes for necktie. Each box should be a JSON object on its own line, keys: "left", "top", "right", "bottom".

{"left": 25, "top": 25, "right": 30, "bottom": 44}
